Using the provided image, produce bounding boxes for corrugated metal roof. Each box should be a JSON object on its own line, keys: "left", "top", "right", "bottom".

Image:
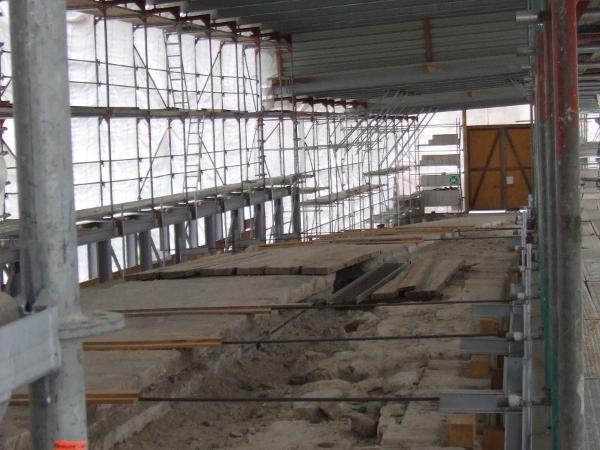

{"left": 184, "top": 0, "right": 526, "bottom": 33}
{"left": 154, "top": 0, "right": 533, "bottom": 111}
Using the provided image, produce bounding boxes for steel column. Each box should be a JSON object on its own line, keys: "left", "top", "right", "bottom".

{"left": 6, "top": 262, "right": 21, "bottom": 298}
{"left": 160, "top": 225, "right": 170, "bottom": 253}
{"left": 9, "top": 0, "right": 89, "bottom": 446}
{"left": 125, "top": 234, "right": 137, "bottom": 268}
{"left": 87, "top": 243, "right": 99, "bottom": 279}
{"left": 231, "top": 209, "right": 242, "bottom": 252}
{"left": 533, "top": 26, "right": 555, "bottom": 439}
{"left": 273, "top": 198, "right": 284, "bottom": 240}
{"left": 291, "top": 187, "right": 302, "bottom": 237}
{"left": 253, "top": 202, "right": 266, "bottom": 243}
{"left": 188, "top": 219, "right": 199, "bottom": 248}
{"left": 542, "top": 4, "right": 560, "bottom": 445}
{"left": 551, "top": 1, "right": 584, "bottom": 448}
{"left": 204, "top": 215, "right": 217, "bottom": 255}
{"left": 174, "top": 222, "right": 187, "bottom": 263}
{"left": 97, "top": 240, "right": 113, "bottom": 283}
{"left": 139, "top": 230, "right": 152, "bottom": 271}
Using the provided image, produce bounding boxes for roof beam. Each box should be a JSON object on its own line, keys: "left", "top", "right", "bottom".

{"left": 369, "top": 86, "right": 530, "bottom": 113}
{"left": 277, "top": 63, "right": 527, "bottom": 97}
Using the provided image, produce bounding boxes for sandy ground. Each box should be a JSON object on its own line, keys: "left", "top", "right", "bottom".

{"left": 112, "top": 226, "right": 517, "bottom": 450}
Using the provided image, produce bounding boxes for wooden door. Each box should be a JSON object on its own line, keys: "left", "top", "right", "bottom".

{"left": 466, "top": 125, "right": 532, "bottom": 210}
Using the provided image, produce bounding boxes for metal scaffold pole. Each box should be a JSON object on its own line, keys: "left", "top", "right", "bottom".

{"left": 540, "top": 3, "right": 560, "bottom": 445}
{"left": 551, "top": 0, "right": 584, "bottom": 448}
{"left": 8, "top": 0, "right": 88, "bottom": 447}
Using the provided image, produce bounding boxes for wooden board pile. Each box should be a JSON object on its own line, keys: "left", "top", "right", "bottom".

{"left": 370, "top": 257, "right": 465, "bottom": 301}
{"left": 132, "top": 245, "right": 383, "bottom": 280}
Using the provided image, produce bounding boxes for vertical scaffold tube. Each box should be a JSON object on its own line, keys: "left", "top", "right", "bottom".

{"left": 8, "top": 0, "right": 89, "bottom": 448}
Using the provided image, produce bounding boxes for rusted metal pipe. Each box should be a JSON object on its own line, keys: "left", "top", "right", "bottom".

{"left": 551, "top": 1, "right": 584, "bottom": 449}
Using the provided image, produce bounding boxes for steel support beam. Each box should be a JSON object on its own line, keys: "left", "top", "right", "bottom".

{"left": 97, "top": 240, "right": 112, "bottom": 283}
{"left": 551, "top": 1, "right": 584, "bottom": 448}
{"left": 460, "top": 337, "right": 524, "bottom": 356}
{"left": 174, "top": 222, "right": 187, "bottom": 263}
{"left": 204, "top": 215, "right": 218, "bottom": 255}
{"left": 188, "top": 219, "right": 199, "bottom": 248}
{"left": 273, "top": 198, "right": 284, "bottom": 241}
{"left": 125, "top": 234, "right": 137, "bottom": 268}
{"left": 253, "top": 202, "right": 266, "bottom": 243}
{"left": 6, "top": 262, "right": 21, "bottom": 298}
{"left": 291, "top": 188, "right": 302, "bottom": 238}
{"left": 87, "top": 243, "right": 99, "bottom": 279}
{"left": 439, "top": 389, "right": 508, "bottom": 413}
{"left": 371, "top": 87, "right": 530, "bottom": 113}
{"left": 139, "top": 230, "right": 153, "bottom": 271}
{"left": 278, "top": 63, "right": 526, "bottom": 96}
{"left": 9, "top": 0, "right": 89, "bottom": 446}
{"left": 231, "top": 209, "right": 242, "bottom": 252}
{"left": 160, "top": 225, "right": 170, "bottom": 253}
{"left": 471, "top": 302, "right": 514, "bottom": 318}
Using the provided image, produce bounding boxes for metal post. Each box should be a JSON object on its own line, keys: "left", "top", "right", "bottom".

{"left": 291, "top": 187, "right": 302, "bottom": 238}
{"left": 231, "top": 209, "right": 241, "bottom": 252}
{"left": 97, "top": 240, "right": 113, "bottom": 283}
{"left": 160, "top": 225, "right": 170, "bottom": 253}
{"left": 533, "top": 27, "right": 555, "bottom": 444}
{"left": 188, "top": 219, "right": 199, "bottom": 248}
{"left": 204, "top": 215, "right": 217, "bottom": 255}
{"left": 253, "top": 202, "right": 265, "bottom": 242}
{"left": 551, "top": 1, "right": 584, "bottom": 448}
{"left": 139, "top": 230, "right": 152, "bottom": 271}
{"left": 174, "top": 222, "right": 187, "bottom": 263}
{"left": 6, "top": 262, "right": 21, "bottom": 298}
{"left": 87, "top": 243, "right": 99, "bottom": 279}
{"left": 273, "top": 198, "right": 284, "bottom": 241}
{"left": 542, "top": 4, "right": 560, "bottom": 445}
{"left": 9, "top": 0, "right": 89, "bottom": 446}
{"left": 125, "top": 234, "right": 137, "bottom": 268}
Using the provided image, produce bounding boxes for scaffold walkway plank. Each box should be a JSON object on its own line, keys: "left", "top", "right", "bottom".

{"left": 115, "top": 306, "right": 273, "bottom": 317}
{"left": 405, "top": 258, "right": 465, "bottom": 300}
{"left": 10, "top": 390, "right": 141, "bottom": 406}
{"left": 83, "top": 338, "right": 222, "bottom": 351}
{"left": 132, "top": 244, "right": 384, "bottom": 280}
{"left": 371, "top": 259, "right": 431, "bottom": 301}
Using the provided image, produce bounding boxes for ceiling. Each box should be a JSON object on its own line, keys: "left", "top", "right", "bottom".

{"left": 142, "top": 1, "right": 597, "bottom": 113}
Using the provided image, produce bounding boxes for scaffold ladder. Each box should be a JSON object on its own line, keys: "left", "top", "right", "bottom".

{"left": 164, "top": 30, "right": 205, "bottom": 194}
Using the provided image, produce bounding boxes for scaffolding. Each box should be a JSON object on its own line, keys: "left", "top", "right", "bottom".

{"left": 0, "top": 1, "right": 429, "bottom": 282}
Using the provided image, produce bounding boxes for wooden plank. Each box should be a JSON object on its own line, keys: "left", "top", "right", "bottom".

{"left": 319, "top": 236, "right": 424, "bottom": 244}
{"left": 405, "top": 258, "right": 465, "bottom": 299}
{"left": 11, "top": 390, "right": 141, "bottom": 406}
{"left": 585, "top": 282, "right": 600, "bottom": 320}
{"left": 394, "top": 258, "right": 434, "bottom": 294}
{"left": 467, "top": 356, "right": 490, "bottom": 378}
{"left": 584, "top": 319, "right": 600, "bottom": 378}
{"left": 115, "top": 306, "right": 272, "bottom": 317}
{"left": 301, "top": 248, "right": 381, "bottom": 275}
{"left": 158, "top": 251, "right": 259, "bottom": 278}
{"left": 448, "top": 414, "right": 477, "bottom": 448}
{"left": 316, "top": 226, "right": 462, "bottom": 239}
{"left": 83, "top": 337, "right": 222, "bottom": 351}
{"left": 134, "top": 244, "right": 385, "bottom": 279}
{"left": 482, "top": 428, "right": 504, "bottom": 450}
{"left": 235, "top": 248, "right": 301, "bottom": 275}
{"left": 257, "top": 238, "right": 422, "bottom": 248}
